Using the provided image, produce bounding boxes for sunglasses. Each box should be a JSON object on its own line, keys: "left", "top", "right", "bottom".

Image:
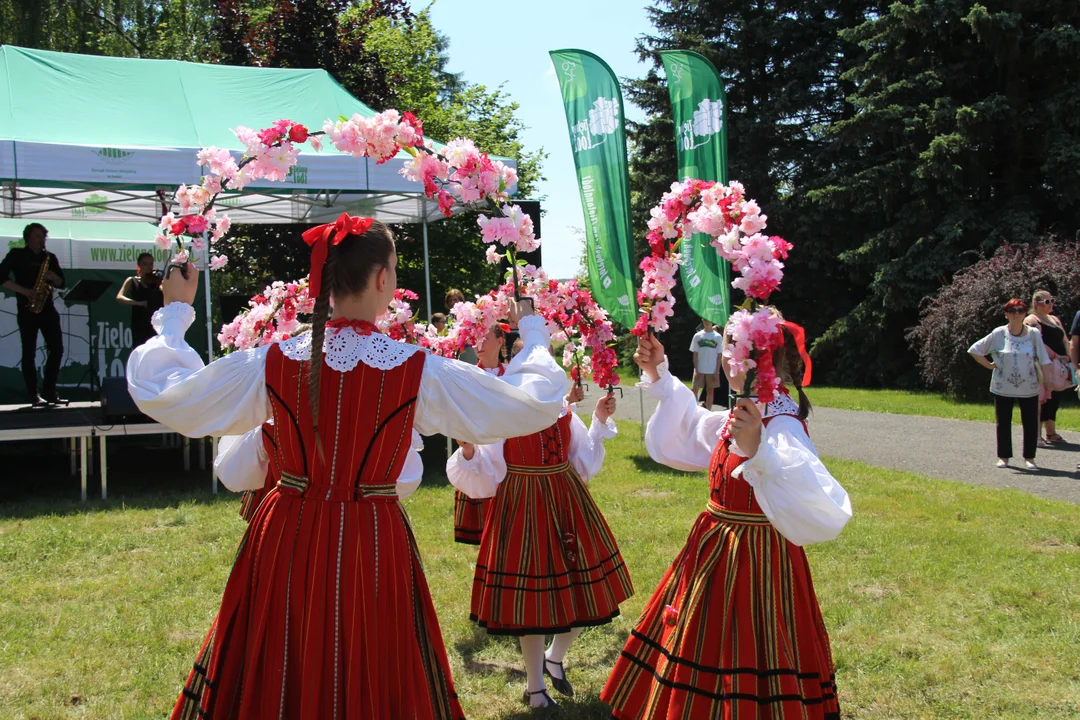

{"left": 1005, "top": 308, "right": 1025, "bottom": 314}
{"left": 1038, "top": 298, "right": 1054, "bottom": 304}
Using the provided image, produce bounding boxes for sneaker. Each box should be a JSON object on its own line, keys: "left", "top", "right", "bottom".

{"left": 996, "top": 459, "right": 1009, "bottom": 468}
{"left": 1024, "top": 460, "right": 1039, "bottom": 470}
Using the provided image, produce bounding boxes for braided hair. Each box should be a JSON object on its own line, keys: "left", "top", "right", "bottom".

{"left": 308, "top": 220, "right": 396, "bottom": 456}
{"left": 772, "top": 322, "right": 813, "bottom": 421}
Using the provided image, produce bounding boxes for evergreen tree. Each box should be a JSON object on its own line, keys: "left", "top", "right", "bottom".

{"left": 627, "top": 0, "right": 869, "bottom": 379}
{"left": 807, "top": 1, "right": 1080, "bottom": 385}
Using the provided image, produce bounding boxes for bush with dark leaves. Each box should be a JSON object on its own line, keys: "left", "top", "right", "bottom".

{"left": 907, "top": 240, "right": 1080, "bottom": 400}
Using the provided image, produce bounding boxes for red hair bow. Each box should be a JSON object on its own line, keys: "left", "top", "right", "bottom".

{"left": 497, "top": 322, "right": 511, "bottom": 334}
{"left": 301, "top": 213, "right": 374, "bottom": 299}
{"left": 781, "top": 320, "right": 812, "bottom": 387}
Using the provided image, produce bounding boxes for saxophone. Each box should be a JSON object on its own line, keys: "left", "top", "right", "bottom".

{"left": 29, "top": 256, "right": 52, "bottom": 314}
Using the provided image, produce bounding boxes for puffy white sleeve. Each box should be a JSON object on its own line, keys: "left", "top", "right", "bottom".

{"left": 395, "top": 430, "right": 425, "bottom": 501}
{"left": 126, "top": 303, "right": 271, "bottom": 438}
{"left": 967, "top": 328, "right": 1001, "bottom": 356}
{"left": 568, "top": 408, "right": 617, "bottom": 483}
{"left": 414, "top": 315, "right": 567, "bottom": 444}
{"left": 734, "top": 415, "right": 852, "bottom": 546}
{"left": 446, "top": 440, "right": 507, "bottom": 499}
{"left": 642, "top": 359, "right": 729, "bottom": 472}
{"left": 214, "top": 426, "right": 270, "bottom": 492}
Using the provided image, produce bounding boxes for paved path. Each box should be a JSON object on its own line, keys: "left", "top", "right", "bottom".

{"left": 581, "top": 384, "right": 1080, "bottom": 505}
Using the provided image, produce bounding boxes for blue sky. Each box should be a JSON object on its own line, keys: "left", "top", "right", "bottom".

{"left": 411, "top": 0, "right": 655, "bottom": 279}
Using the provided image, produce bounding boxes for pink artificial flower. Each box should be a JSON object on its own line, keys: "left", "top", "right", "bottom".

{"left": 154, "top": 233, "right": 171, "bottom": 250}
{"left": 209, "top": 255, "right": 228, "bottom": 271}
{"left": 185, "top": 214, "right": 210, "bottom": 235}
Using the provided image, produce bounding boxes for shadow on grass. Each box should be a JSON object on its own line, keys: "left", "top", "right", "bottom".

{"left": 454, "top": 625, "right": 526, "bottom": 679}
{"left": 628, "top": 453, "right": 696, "bottom": 477}
{"left": 500, "top": 694, "right": 612, "bottom": 719}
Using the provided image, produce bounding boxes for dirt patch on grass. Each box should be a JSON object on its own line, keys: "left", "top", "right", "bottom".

{"left": 853, "top": 584, "right": 900, "bottom": 601}
{"left": 633, "top": 488, "right": 675, "bottom": 499}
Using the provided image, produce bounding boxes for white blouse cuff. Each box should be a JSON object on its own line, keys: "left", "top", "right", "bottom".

{"left": 637, "top": 358, "right": 677, "bottom": 398}
{"left": 517, "top": 314, "right": 549, "bottom": 345}
{"left": 453, "top": 447, "right": 488, "bottom": 472}
{"left": 151, "top": 302, "right": 196, "bottom": 342}
{"left": 588, "top": 413, "right": 618, "bottom": 442}
{"left": 734, "top": 441, "right": 780, "bottom": 488}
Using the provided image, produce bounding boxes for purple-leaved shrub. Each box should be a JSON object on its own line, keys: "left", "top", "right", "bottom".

{"left": 907, "top": 240, "right": 1080, "bottom": 400}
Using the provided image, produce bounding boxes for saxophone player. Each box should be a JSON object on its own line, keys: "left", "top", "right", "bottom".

{"left": 1, "top": 223, "right": 66, "bottom": 406}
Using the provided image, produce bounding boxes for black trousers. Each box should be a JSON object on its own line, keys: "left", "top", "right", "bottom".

{"left": 993, "top": 393, "right": 1039, "bottom": 460}
{"left": 18, "top": 304, "right": 63, "bottom": 399}
{"left": 1040, "top": 389, "right": 1070, "bottom": 423}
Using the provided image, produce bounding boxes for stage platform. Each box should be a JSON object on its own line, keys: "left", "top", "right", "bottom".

{"left": 0, "top": 402, "right": 214, "bottom": 501}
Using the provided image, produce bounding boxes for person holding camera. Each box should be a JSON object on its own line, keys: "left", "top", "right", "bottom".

{"left": 115, "top": 252, "right": 164, "bottom": 348}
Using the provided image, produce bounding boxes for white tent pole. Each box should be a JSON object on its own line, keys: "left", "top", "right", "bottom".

{"left": 203, "top": 235, "right": 213, "bottom": 362}
{"left": 421, "top": 199, "right": 433, "bottom": 321}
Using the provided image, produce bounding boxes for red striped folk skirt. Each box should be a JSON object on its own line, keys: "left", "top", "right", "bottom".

{"left": 602, "top": 502, "right": 840, "bottom": 719}
{"left": 171, "top": 482, "right": 465, "bottom": 720}
{"left": 470, "top": 461, "right": 633, "bottom": 635}
{"left": 453, "top": 490, "right": 491, "bottom": 545}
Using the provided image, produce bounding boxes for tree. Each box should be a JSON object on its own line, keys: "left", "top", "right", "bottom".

{"left": 212, "top": 7, "right": 546, "bottom": 323}
{"left": 0, "top": 0, "right": 217, "bottom": 60}
{"left": 807, "top": 1, "right": 1080, "bottom": 386}
{"left": 626, "top": 0, "right": 870, "bottom": 379}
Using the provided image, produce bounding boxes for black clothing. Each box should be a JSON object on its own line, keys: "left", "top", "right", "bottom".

{"left": 127, "top": 275, "right": 164, "bottom": 347}
{"left": 18, "top": 305, "right": 63, "bottom": 400}
{"left": 1035, "top": 319, "right": 1068, "bottom": 356}
{"left": 993, "top": 393, "right": 1040, "bottom": 460}
{"left": 3, "top": 246, "right": 65, "bottom": 400}
{"left": 0, "top": 246, "right": 65, "bottom": 311}
{"left": 1041, "top": 389, "right": 1070, "bottom": 423}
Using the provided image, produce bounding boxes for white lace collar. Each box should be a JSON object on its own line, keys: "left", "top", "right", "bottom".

{"left": 278, "top": 327, "right": 425, "bottom": 372}
{"left": 757, "top": 391, "right": 801, "bottom": 419}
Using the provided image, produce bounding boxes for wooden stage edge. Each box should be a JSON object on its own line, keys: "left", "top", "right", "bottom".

{"left": 0, "top": 402, "right": 216, "bottom": 500}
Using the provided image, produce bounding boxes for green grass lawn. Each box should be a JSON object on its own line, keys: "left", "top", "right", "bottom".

{"left": 3, "top": 423, "right": 1080, "bottom": 718}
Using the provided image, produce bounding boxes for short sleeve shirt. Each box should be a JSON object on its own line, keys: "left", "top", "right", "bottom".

{"left": 689, "top": 330, "right": 722, "bottom": 375}
{"left": 968, "top": 325, "right": 1050, "bottom": 398}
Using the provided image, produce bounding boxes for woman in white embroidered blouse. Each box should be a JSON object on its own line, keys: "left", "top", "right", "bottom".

{"left": 969, "top": 297, "right": 1053, "bottom": 469}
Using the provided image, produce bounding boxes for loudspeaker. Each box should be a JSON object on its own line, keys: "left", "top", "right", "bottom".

{"left": 101, "top": 377, "right": 143, "bottom": 421}
{"left": 517, "top": 200, "right": 542, "bottom": 239}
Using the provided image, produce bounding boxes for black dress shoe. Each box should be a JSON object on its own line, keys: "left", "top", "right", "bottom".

{"left": 29, "top": 395, "right": 48, "bottom": 408}
{"left": 543, "top": 658, "right": 574, "bottom": 698}
{"left": 522, "top": 688, "right": 561, "bottom": 711}
{"left": 42, "top": 394, "right": 68, "bottom": 406}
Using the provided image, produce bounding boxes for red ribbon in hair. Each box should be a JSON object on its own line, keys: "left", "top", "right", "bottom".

{"left": 301, "top": 212, "right": 374, "bottom": 299}
{"left": 781, "top": 320, "right": 812, "bottom": 387}
{"left": 497, "top": 322, "right": 511, "bottom": 334}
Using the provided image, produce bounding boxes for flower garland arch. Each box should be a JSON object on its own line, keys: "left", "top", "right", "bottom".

{"left": 636, "top": 179, "right": 792, "bottom": 402}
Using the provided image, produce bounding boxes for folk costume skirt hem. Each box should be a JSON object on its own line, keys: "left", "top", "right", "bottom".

{"left": 470, "top": 464, "right": 633, "bottom": 635}
{"left": 170, "top": 489, "right": 466, "bottom": 720}
{"left": 453, "top": 490, "right": 490, "bottom": 546}
{"left": 601, "top": 505, "right": 840, "bottom": 720}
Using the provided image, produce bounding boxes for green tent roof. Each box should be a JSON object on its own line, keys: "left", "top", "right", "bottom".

{"left": 0, "top": 45, "right": 378, "bottom": 150}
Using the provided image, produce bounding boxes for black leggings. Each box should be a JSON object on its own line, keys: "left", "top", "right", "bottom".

{"left": 993, "top": 394, "right": 1040, "bottom": 460}
{"left": 1040, "top": 389, "right": 1071, "bottom": 423}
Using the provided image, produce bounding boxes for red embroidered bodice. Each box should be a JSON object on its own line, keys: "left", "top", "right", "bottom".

{"left": 502, "top": 412, "right": 573, "bottom": 468}
{"left": 263, "top": 340, "right": 426, "bottom": 492}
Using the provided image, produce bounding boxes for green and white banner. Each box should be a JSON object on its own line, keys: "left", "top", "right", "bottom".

{"left": 660, "top": 50, "right": 731, "bottom": 326}
{"left": 549, "top": 49, "right": 638, "bottom": 327}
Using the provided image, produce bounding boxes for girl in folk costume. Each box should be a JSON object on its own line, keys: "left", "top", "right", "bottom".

{"left": 126, "top": 215, "right": 568, "bottom": 720}
{"left": 602, "top": 321, "right": 852, "bottom": 720}
{"left": 452, "top": 324, "right": 509, "bottom": 545}
{"left": 447, "top": 358, "right": 634, "bottom": 710}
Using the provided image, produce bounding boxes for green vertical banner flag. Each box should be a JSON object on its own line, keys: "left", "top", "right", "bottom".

{"left": 660, "top": 50, "right": 731, "bottom": 326}
{"left": 549, "top": 49, "right": 638, "bottom": 327}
